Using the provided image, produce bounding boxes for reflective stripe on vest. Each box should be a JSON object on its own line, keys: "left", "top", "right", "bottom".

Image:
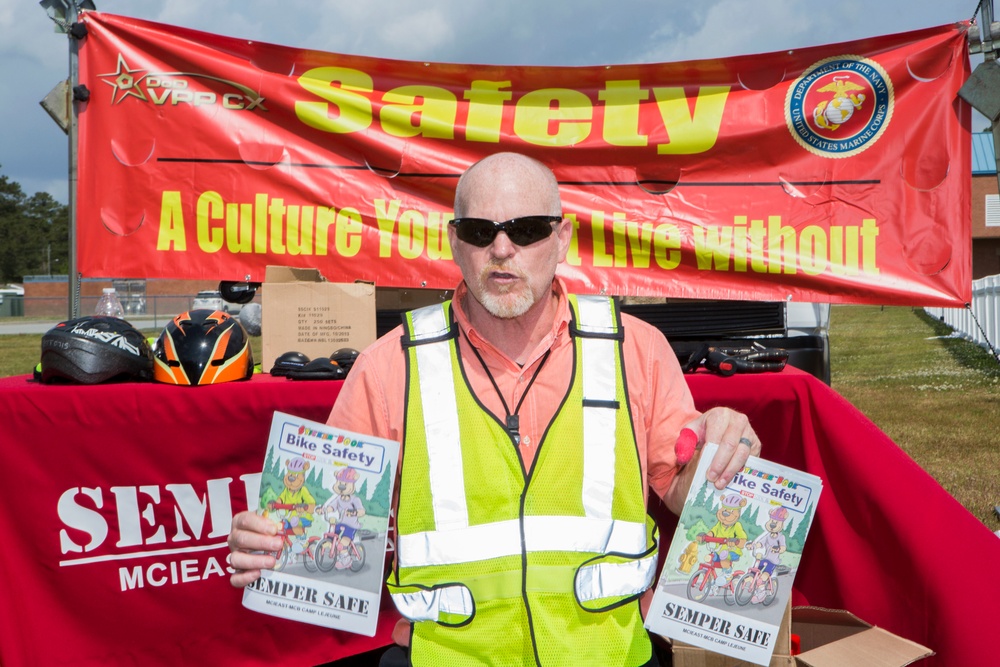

{"left": 576, "top": 294, "right": 618, "bottom": 521}
{"left": 577, "top": 552, "right": 657, "bottom": 601}
{"left": 393, "top": 546, "right": 659, "bottom": 621}
{"left": 393, "top": 583, "right": 475, "bottom": 622}
{"left": 398, "top": 514, "right": 646, "bottom": 566}
{"left": 409, "top": 306, "right": 469, "bottom": 531}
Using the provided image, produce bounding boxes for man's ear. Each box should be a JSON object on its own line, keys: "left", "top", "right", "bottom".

{"left": 555, "top": 217, "right": 573, "bottom": 260}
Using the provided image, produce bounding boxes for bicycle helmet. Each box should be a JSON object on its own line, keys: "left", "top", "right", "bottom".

{"left": 335, "top": 467, "right": 360, "bottom": 483}
{"left": 719, "top": 493, "right": 745, "bottom": 508}
{"left": 153, "top": 309, "right": 254, "bottom": 385}
{"left": 330, "top": 348, "right": 360, "bottom": 374}
{"left": 40, "top": 316, "right": 154, "bottom": 384}
{"left": 768, "top": 506, "right": 789, "bottom": 521}
{"left": 270, "top": 351, "right": 311, "bottom": 376}
{"left": 286, "top": 357, "right": 347, "bottom": 381}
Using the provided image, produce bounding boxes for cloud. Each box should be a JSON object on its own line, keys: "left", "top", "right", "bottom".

{"left": 634, "top": 0, "right": 964, "bottom": 64}
{"left": 0, "top": 0, "right": 974, "bottom": 204}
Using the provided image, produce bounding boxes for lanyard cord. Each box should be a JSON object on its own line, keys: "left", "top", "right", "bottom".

{"left": 464, "top": 331, "right": 552, "bottom": 445}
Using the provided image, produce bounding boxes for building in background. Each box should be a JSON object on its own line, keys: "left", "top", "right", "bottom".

{"left": 972, "top": 131, "right": 1000, "bottom": 279}
{"left": 20, "top": 276, "right": 221, "bottom": 319}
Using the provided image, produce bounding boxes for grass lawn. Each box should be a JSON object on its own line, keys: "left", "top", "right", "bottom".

{"left": 2, "top": 306, "right": 998, "bottom": 531}
{"left": 830, "top": 305, "right": 1000, "bottom": 530}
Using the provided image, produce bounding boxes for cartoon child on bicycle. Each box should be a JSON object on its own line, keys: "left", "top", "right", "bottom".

{"left": 318, "top": 467, "right": 367, "bottom": 570}
{"left": 269, "top": 457, "right": 317, "bottom": 553}
{"left": 697, "top": 492, "right": 748, "bottom": 588}
{"left": 747, "top": 506, "right": 788, "bottom": 603}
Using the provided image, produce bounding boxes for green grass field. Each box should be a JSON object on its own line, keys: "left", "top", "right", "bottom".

{"left": 829, "top": 305, "right": 1000, "bottom": 530}
{"left": 2, "top": 306, "right": 998, "bottom": 530}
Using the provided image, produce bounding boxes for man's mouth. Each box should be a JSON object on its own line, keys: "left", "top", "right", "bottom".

{"left": 483, "top": 261, "right": 523, "bottom": 283}
{"left": 487, "top": 266, "right": 520, "bottom": 284}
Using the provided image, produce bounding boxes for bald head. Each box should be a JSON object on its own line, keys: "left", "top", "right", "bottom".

{"left": 454, "top": 153, "right": 562, "bottom": 218}
{"left": 448, "top": 153, "right": 570, "bottom": 322}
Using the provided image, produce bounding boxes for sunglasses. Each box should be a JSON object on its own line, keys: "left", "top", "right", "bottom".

{"left": 449, "top": 215, "right": 562, "bottom": 247}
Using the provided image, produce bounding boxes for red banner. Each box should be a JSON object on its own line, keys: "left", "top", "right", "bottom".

{"left": 77, "top": 13, "right": 972, "bottom": 305}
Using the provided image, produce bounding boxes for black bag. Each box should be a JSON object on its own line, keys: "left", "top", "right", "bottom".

{"left": 682, "top": 343, "right": 789, "bottom": 376}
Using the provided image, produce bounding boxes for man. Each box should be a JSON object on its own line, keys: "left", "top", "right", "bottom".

{"left": 229, "top": 152, "right": 761, "bottom": 666}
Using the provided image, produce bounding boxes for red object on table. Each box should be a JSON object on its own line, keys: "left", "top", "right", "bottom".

{"left": 0, "top": 368, "right": 995, "bottom": 666}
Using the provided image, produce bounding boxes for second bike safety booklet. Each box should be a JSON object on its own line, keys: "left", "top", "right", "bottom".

{"left": 242, "top": 411, "right": 399, "bottom": 636}
{"left": 644, "top": 443, "right": 823, "bottom": 666}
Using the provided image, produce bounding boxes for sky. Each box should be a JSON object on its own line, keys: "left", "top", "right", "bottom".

{"left": 0, "top": 0, "right": 981, "bottom": 204}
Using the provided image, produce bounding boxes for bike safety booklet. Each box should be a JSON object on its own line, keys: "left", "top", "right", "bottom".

{"left": 644, "top": 443, "right": 823, "bottom": 666}
{"left": 242, "top": 411, "right": 399, "bottom": 636}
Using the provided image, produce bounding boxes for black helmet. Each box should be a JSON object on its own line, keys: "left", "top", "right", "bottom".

{"left": 153, "top": 309, "right": 254, "bottom": 385}
{"left": 270, "top": 351, "right": 311, "bottom": 376}
{"left": 286, "top": 357, "right": 347, "bottom": 381}
{"left": 40, "top": 316, "right": 154, "bottom": 384}
{"left": 330, "top": 347, "right": 361, "bottom": 374}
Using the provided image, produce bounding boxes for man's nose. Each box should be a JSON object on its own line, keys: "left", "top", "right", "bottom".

{"left": 490, "top": 231, "right": 517, "bottom": 257}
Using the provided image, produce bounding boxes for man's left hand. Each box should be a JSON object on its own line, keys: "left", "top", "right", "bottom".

{"left": 663, "top": 407, "right": 760, "bottom": 515}
{"left": 694, "top": 406, "right": 761, "bottom": 487}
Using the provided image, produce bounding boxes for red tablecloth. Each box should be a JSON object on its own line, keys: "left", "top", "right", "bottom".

{"left": 0, "top": 369, "right": 994, "bottom": 666}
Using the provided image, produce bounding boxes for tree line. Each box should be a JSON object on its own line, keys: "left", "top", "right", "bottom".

{"left": 0, "top": 165, "right": 68, "bottom": 283}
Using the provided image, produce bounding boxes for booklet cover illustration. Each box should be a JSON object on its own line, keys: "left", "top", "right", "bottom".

{"left": 242, "top": 411, "right": 400, "bottom": 636}
{"left": 644, "top": 443, "right": 823, "bottom": 666}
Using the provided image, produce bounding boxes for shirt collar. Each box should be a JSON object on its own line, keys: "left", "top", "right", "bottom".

{"left": 451, "top": 277, "right": 571, "bottom": 366}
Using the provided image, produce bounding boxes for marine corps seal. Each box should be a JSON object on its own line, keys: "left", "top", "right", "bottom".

{"left": 785, "top": 55, "right": 893, "bottom": 158}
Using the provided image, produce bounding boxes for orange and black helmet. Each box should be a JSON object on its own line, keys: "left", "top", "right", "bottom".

{"left": 153, "top": 309, "right": 253, "bottom": 385}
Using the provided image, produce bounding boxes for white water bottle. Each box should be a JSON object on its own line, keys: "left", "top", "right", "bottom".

{"left": 95, "top": 287, "right": 125, "bottom": 318}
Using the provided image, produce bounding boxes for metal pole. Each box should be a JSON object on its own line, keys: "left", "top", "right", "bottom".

{"left": 980, "top": 1, "right": 1000, "bottom": 197}
{"left": 969, "top": 22, "right": 1000, "bottom": 54}
{"left": 984, "top": 1, "right": 996, "bottom": 63}
{"left": 67, "top": 2, "right": 80, "bottom": 318}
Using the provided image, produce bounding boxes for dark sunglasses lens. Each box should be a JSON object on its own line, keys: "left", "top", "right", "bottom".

{"left": 456, "top": 219, "right": 497, "bottom": 247}
{"left": 453, "top": 216, "right": 558, "bottom": 247}
{"left": 506, "top": 216, "right": 555, "bottom": 246}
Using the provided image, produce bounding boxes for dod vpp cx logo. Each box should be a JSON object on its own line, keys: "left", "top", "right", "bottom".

{"left": 785, "top": 55, "right": 893, "bottom": 158}
{"left": 98, "top": 54, "right": 266, "bottom": 111}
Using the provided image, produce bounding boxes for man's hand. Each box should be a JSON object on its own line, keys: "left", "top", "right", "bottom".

{"left": 227, "top": 511, "right": 282, "bottom": 588}
{"left": 664, "top": 407, "right": 761, "bottom": 515}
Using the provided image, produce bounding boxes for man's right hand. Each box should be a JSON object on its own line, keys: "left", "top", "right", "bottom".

{"left": 227, "top": 510, "right": 283, "bottom": 588}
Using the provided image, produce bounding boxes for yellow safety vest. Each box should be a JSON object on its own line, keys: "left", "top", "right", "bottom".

{"left": 387, "top": 295, "right": 658, "bottom": 667}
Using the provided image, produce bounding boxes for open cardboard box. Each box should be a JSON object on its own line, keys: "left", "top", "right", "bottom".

{"left": 260, "top": 266, "right": 376, "bottom": 373}
{"left": 671, "top": 603, "right": 933, "bottom": 667}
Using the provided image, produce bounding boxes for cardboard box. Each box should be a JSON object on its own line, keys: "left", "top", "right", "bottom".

{"left": 671, "top": 603, "right": 933, "bottom": 667}
{"left": 261, "top": 266, "right": 376, "bottom": 372}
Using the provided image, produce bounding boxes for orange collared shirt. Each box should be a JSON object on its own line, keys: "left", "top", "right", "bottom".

{"left": 327, "top": 278, "right": 700, "bottom": 502}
